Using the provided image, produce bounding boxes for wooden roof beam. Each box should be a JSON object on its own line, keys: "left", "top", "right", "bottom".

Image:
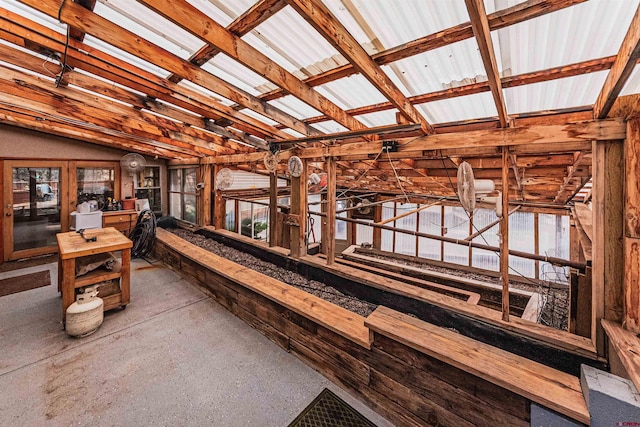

{"left": 0, "top": 106, "right": 195, "bottom": 159}
{"left": 68, "top": 0, "right": 96, "bottom": 42}
{"left": 594, "top": 3, "right": 640, "bottom": 118}
{"left": 465, "top": 0, "right": 509, "bottom": 128}
{"left": 0, "top": 9, "right": 285, "bottom": 142}
{"left": 167, "top": 0, "right": 287, "bottom": 83}
{"left": 286, "top": 0, "right": 433, "bottom": 134}
{"left": 16, "top": 0, "right": 319, "bottom": 137}
{"left": 259, "top": 0, "right": 587, "bottom": 103}
{"left": 136, "top": 0, "right": 363, "bottom": 134}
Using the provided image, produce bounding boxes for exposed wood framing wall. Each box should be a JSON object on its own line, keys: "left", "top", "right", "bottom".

{"left": 624, "top": 118, "right": 640, "bottom": 333}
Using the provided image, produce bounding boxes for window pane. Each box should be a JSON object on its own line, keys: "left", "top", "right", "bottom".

{"left": 395, "top": 203, "right": 417, "bottom": 256}
{"left": 509, "top": 211, "right": 535, "bottom": 278}
{"left": 77, "top": 167, "right": 114, "bottom": 204}
{"left": 225, "top": 200, "right": 236, "bottom": 232}
{"left": 184, "top": 168, "right": 197, "bottom": 193}
{"left": 183, "top": 194, "right": 196, "bottom": 223}
{"left": 539, "top": 214, "right": 570, "bottom": 283}
{"left": 472, "top": 208, "right": 499, "bottom": 271}
{"left": 443, "top": 206, "right": 470, "bottom": 265}
{"left": 381, "top": 202, "right": 394, "bottom": 252}
{"left": 418, "top": 205, "right": 442, "bottom": 260}
{"left": 170, "top": 193, "right": 182, "bottom": 219}
{"left": 170, "top": 169, "right": 181, "bottom": 191}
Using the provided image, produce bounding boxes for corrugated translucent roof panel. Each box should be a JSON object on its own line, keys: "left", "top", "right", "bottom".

{"left": 3, "top": 0, "right": 66, "bottom": 35}
{"left": 323, "top": 0, "right": 469, "bottom": 49}
{"left": 237, "top": 108, "right": 280, "bottom": 127}
{"left": 505, "top": 71, "right": 609, "bottom": 114}
{"left": 310, "top": 121, "right": 349, "bottom": 134}
{"left": 201, "top": 54, "right": 270, "bottom": 97}
{"left": 189, "top": 0, "right": 259, "bottom": 22}
{"left": 268, "top": 96, "right": 322, "bottom": 120}
{"left": 622, "top": 66, "right": 640, "bottom": 96}
{"left": 355, "top": 110, "right": 398, "bottom": 128}
{"left": 315, "top": 74, "right": 389, "bottom": 110}
{"left": 243, "top": 5, "right": 343, "bottom": 76}
{"left": 492, "top": 0, "right": 639, "bottom": 76}
{"left": 383, "top": 38, "right": 488, "bottom": 97}
{"left": 177, "top": 80, "right": 235, "bottom": 106}
{"left": 94, "top": 1, "right": 199, "bottom": 59}
{"left": 416, "top": 92, "right": 498, "bottom": 124}
{"left": 83, "top": 35, "right": 171, "bottom": 78}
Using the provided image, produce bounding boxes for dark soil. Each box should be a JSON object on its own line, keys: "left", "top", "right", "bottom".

{"left": 170, "top": 229, "right": 568, "bottom": 330}
{"left": 170, "top": 229, "right": 377, "bottom": 317}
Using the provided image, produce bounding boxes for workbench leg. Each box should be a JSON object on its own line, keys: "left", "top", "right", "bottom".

{"left": 120, "top": 249, "right": 130, "bottom": 306}
{"left": 61, "top": 258, "right": 75, "bottom": 323}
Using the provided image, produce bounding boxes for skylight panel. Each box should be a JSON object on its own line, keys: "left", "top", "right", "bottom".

{"left": 622, "top": 66, "right": 640, "bottom": 96}
{"left": 354, "top": 110, "right": 397, "bottom": 128}
{"left": 310, "top": 120, "right": 349, "bottom": 134}
{"left": 190, "top": 0, "right": 260, "bottom": 22}
{"left": 3, "top": 0, "right": 66, "bottom": 35}
{"left": 177, "top": 80, "right": 235, "bottom": 107}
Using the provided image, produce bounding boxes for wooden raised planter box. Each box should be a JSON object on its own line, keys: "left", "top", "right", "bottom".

{"left": 153, "top": 228, "right": 590, "bottom": 426}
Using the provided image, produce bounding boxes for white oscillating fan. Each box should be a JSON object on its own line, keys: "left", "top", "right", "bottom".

{"left": 456, "top": 161, "right": 502, "bottom": 217}
{"left": 215, "top": 168, "right": 234, "bottom": 190}
{"left": 120, "top": 153, "right": 146, "bottom": 197}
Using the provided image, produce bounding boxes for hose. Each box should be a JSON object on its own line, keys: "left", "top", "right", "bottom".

{"left": 130, "top": 209, "right": 157, "bottom": 258}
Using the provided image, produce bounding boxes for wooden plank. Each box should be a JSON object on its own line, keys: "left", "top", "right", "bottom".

{"left": 591, "top": 140, "right": 625, "bottom": 355}
{"left": 594, "top": 3, "right": 640, "bottom": 118}
{"left": 0, "top": 270, "right": 50, "bottom": 297}
{"left": 501, "top": 148, "right": 510, "bottom": 322}
{"left": 268, "top": 172, "right": 278, "bottom": 247}
{"left": 155, "top": 228, "right": 371, "bottom": 348}
{"left": 465, "top": 0, "right": 509, "bottom": 127}
{"left": 602, "top": 319, "right": 640, "bottom": 391}
{"left": 16, "top": 0, "right": 315, "bottom": 137}
{"left": 286, "top": 0, "right": 432, "bottom": 133}
{"left": 365, "top": 306, "right": 590, "bottom": 425}
{"left": 626, "top": 119, "right": 640, "bottom": 238}
{"left": 137, "top": 0, "right": 360, "bottom": 134}
{"left": 624, "top": 237, "right": 640, "bottom": 333}
{"left": 574, "top": 203, "right": 594, "bottom": 242}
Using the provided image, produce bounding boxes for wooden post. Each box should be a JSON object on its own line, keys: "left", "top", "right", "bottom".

{"left": 289, "top": 159, "right": 308, "bottom": 258}
{"left": 212, "top": 164, "right": 225, "bottom": 229}
{"left": 326, "top": 156, "right": 336, "bottom": 264}
{"left": 269, "top": 172, "right": 277, "bottom": 247}
{"left": 501, "top": 146, "right": 510, "bottom": 322}
{"left": 624, "top": 118, "right": 640, "bottom": 333}
{"left": 373, "top": 198, "right": 382, "bottom": 250}
{"left": 197, "top": 163, "right": 211, "bottom": 226}
{"left": 592, "top": 139, "right": 624, "bottom": 355}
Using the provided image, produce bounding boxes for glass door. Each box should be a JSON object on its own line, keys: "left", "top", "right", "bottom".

{"left": 3, "top": 161, "right": 68, "bottom": 260}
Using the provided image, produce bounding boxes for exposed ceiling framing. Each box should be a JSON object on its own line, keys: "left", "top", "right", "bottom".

{"left": 0, "top": 0, "right": 638, "bottom": 204}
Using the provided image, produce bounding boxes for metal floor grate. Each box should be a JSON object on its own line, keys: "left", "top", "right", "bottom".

{"left": 288, "top": 388, "right": 377, "bottom": 427}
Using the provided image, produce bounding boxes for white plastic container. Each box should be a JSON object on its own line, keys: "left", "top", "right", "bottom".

{"left": 70, "top": 210, "right": 103, "bottom": 230}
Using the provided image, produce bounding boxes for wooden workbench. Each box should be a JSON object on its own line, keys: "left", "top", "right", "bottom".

{"left": 56, "top": 227, "right": 132, "bottom": 322}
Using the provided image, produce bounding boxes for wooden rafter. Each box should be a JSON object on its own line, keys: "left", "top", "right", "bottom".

{"left": 0, "top": 8, "right": 288, "bottom": 143}
{"left": 259, "top": 0, "right": 586, "bottom": 103}
{"left": 464, "top": 0, "right": 509, "bottom": 127}
{"left": 68, "top": 0, "right": 96, "bottom": 41}
{"left": 285, "top": 0, "right": 433, "bottom": 134}
{"left": 594, "top": 3, "right": 640, "bottom": 119}
{"left": 554, "top": 151, "right": 590, "bottom": 203}
{"left": 15, "top": 0, "right": 320, "bottom": 137}
{"left": 167, "top": 0, "right": 287, "bottom": 83}
{"left": 136, "top": 0, "right": 364, "bottom": 134}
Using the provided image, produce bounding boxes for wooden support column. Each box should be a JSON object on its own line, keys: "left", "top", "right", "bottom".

{"left": 500, "top": 146, "right": 510, "bottom": 322}
{"left": 624, "top": 118, "right": 640, "bottom": 333}
{"left": 197, "top": 163, "right": 212, "bottom": 226}
{"left": 592, "top": 138, "right": 624, "bottom": 355}
{"left": 269, "top": 172, "right": 278, "bottom": 247}
{"left": 325, "top": 156, "right": 336, "bottom": 264}
{"left": 372, "top": 198, "right": 382, "bottom": 250}
{"left": 212, "top": 164, "right": 225, "bottom": 229}
{"left": 289, "top": 160, "right": 308, "bottom": 258}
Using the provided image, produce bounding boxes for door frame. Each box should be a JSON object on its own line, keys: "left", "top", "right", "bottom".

{"left": 3, "top": 160, "right": 69, "bottom": 261}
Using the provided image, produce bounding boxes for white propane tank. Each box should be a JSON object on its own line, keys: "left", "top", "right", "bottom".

{"left": 65, "top": 285, "right": 104, "bottom": 337}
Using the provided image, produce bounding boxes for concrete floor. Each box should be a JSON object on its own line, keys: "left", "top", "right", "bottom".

{"left": 0, "top": 258, "right": 393, "bottom": 426}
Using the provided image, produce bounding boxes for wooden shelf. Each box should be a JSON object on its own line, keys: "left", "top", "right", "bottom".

{"left": 602, "top": 319, "right": 640, "bottom": 392}
{"left": 74, "top": 270, "right": 121, "bottom": 288}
